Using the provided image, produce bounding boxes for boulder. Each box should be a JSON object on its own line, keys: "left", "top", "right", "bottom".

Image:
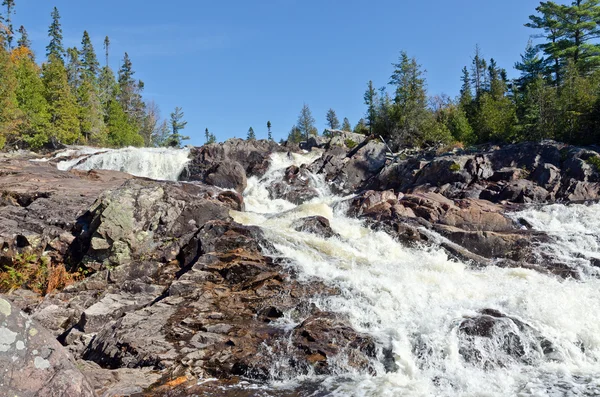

{"left": 267, "top": 165, "right": 319, "bottom": 205}
{"left": 0, "top": 296, "right": 96, "bottom": 396}
{"left": 292, "top": 216, "right": 339, "bottom": 238}
{"left": 205, "top": 161, "right": 247, "bottom": 193}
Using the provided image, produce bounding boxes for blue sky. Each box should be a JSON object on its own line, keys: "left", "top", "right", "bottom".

{"left": 13, "top": 0, "right": 551, "bottom": 145}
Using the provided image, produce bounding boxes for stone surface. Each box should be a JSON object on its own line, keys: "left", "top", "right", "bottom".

{"left": 0, "top": 296, "right": 96, "bottom": 396}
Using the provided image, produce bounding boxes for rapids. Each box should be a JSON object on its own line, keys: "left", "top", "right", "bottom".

{"left": 53, "top": 146, "right": 190, "bottom": 181}
{"left": 229, "top": 152, "right": 600, "bottom": 397}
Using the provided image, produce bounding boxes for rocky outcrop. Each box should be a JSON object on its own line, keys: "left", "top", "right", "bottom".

{"left": 3, "top": 175, "right": 390, "bottom": 394}
{"left": 267, "top": 164, "right": 320, "bottom": 204}
{"left": 0, "top": 296, "right": 96, "bottom": 396}
{"left": 182, "top": 138, "right": 295, "bottom": 192}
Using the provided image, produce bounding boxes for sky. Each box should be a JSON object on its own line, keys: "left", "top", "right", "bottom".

{"left": 11, "top": 0, "right": 555, "bottom": 145}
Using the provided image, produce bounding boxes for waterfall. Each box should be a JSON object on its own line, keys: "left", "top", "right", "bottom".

{"left": 230, "top": 152, "right": 600, "bottom": 396}
{"left": 54, "top": 146, "right": 190, "bottom": 181}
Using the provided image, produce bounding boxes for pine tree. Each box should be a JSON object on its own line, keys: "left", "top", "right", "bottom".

{"left": 80, "top": 31, "right": 100, "bottom": 80}
{"left": 205, "top": 127, "right": 210, "bottom": 143}
{"left": 103, "top": 36, "right": 110, "bottom": 66}
{"left": 364, "top": 81, "right": 377, "bottom": 134}
{"left": 342, "top": 117, "right": 351, "bottom": 131}
{"left": 13, "top": 46, "right": 51, "bottom": 148}
{"left": 152, "top": 119, "right": 170, "bottom": 147}
{"left": 139, "top": 100, "right": 159, "bottom": 146}
{"left": 17, "top": 26, "right": 31, "bottom": 50}
{"left": 106, "top": 99, "right": 143, "bottom": 147}
{"left": 46, "top": 7, "right": 64, "bottom": 61}
{"left": 267, "top": 120, "right": 272, "bottom": 140}
{"left": 1, "top": 0, "right": 15, "bottom": 50}
{"left": 247, "top": 126, "right": 256, "bottom": 140}
{"left": 98, "top": 65, "right": 118, "bottom": 114}
{"left": 514, "top": 40, "right": 544, "bottom": 92}
{"left": 0, "top": 34, "right": 20, "bottom": 147}
{"left": 296, "top": 103, "right": 316, "bottom": 141}
{"left": 459, "top": 66, "right": 473, "bottom": 113}
{"left": 78, "top": 77, "right": 106, "bottom": 144}
{"left": 471, "top": 45, "right": 487, "bottom": 98}
{"left": 118, "top": 52, "right": 145, "bottom": 125}
{"left": 325, "top": 108, "right": 340, "bottom": 130}
{"left": 166, "top": 106, "right": 189, "bottom": 148}
{"left": 516, "top": 74, "right": 558, "bottom": 141}
{"left": 65, "top": 47, "right": 81, "bottom": 91}
{"left": 388, "top": 51, "right": 430, "bottom": 146}
{"left": 353, "top": 118, "right": 369, "bottom": 135}
{"left": 208, "top": 132, "right": 217, "bottom": 144}
{"left": 287, "top": 125, "right": 303, "bottom": 143}
{"left": 42, "top": 55, "right": 80, "bottom": 144}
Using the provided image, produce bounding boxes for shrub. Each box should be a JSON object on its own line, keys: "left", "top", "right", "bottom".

{"left": 345, "top": 139, "right": 358, "bottom": 149}
{"left": 449, "top": 162, "right": 462, "bottom": 172}
{"left": 0, "top": 252, "right": 79, "bottom": 295}
{"left": 586, "top": 155, "right": 600, "bottom": 173}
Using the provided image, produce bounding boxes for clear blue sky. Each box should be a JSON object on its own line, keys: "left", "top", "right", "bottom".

{"left": 13, "top": 0, "right": 553, "bottom": 145}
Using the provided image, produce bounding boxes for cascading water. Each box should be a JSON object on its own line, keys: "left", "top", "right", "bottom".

{"left": 53, "top": 146, "right": 190, "bottom": 181}
{"left": 230, "top": 152, "right": 600, "bottom": 396}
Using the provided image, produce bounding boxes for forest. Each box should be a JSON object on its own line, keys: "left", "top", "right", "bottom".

{"left": 1, "top": 1, "right": 600, "bottom": 151}
{"left": 0, "top": 2, "right": 195, "bottom": 150}
{"left": 286, "top": 0, "right": 600, "bottom": 150}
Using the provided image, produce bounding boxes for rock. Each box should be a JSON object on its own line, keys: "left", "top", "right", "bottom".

{"left": 184, "top": 139, "right": 292, "bottom": 183}
{"left": 292, "top": 216, "right": 338, "bottom": 238}
{"left": 0, "top": 296, "right": 96, "bottom": 396}
{"left": 531, "top": 163, "right": 561, "bottom": 190}
{"left": 205, "top": 161, "right": 247, "bottom": 193}
{"left": 267, "top": 165, "right": 319, "bottom": 205}
{"left": 458, "top": 309, "right": 553, "bottom": 368}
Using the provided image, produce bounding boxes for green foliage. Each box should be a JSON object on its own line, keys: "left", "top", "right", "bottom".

{"left": 353, "top": 118, "right": 369, "bottom": 135}
{"left": 449, "top": 162, "right": 461, "bottom": 172}
{"left": 247, "top": 126, "right": 256, "bottom": 140}
{"left": 267, "top": 120, "right": 272, "bottom": 141}
{"left": 344, "top": 138, "right": 358, "bottom": 149}
{"left": 341, "top": 117, "right": 352, "bottom": 131}
{"left": 0, "top": 35, "right": 21, "bottom": 145}
{"left": 585, "top": 155, "right": 600, "bottom": 172}
{"left": 326, "top": 108, "right": 340, "bottom": 130}
{"left": 13, "top": 47, "right": 51, "bottom": 148}
{"left": 165, "top": 106, "right": 189, "bottom": 148}
{"left": 46, "top": 7, "right": 64, "bottom": 61}
{"left": 106, "top": 99, "right": 143, "bottom": 147}
{"left": 296, "top": 103, "right": 316, "bottom": 141}
{"left": 287, "top": 125, "right": 303, "bottom": 144}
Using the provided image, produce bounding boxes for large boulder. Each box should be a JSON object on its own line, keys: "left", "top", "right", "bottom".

{"left": 267, "top": 164, "right": 320, "bottom": 204}
{"left": 0, "top": 296, "right": 96, "bottom": 396}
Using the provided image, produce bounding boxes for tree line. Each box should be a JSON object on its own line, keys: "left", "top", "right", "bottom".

{"left": 0, "top": 2, "right": 190, "bottom": 150}
{"left": 284, "top": 0, "right": 600, "bottom": 150}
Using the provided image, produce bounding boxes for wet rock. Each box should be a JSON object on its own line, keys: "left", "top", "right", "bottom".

{"left": 267, "top": 165, "right": 319, "bottom": 205}
{"left": 458, "top": 309, "right": 553, "bottom": 368}
{"left": 204, "top": 161, "right": 247, "bottom": 193}
{"left": 0, "top": 296, "right": 95, "bottom": 396}
{"left": 292, "top": 216, "right": 339, "bottom": 238}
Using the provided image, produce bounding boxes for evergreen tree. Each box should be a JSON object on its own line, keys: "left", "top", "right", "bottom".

{"left": 514, "top": 40, "right": 545, "bottom": 92}
{"left": 247, "top": 126, "right": 256, "bottom": 140}
{"left": 166, "top": 106, "right": 189, "bottom": 148}
{"left": 325, "top": 108, "right": 340, "bottom": 130}
{"left": 106, "top": 99, "right": 143, "bottom": 147}
{"left": 103, "top": 36, "right": 110, "bottom": 66}
{"left": 207, "top": 132, "right": 217, "bottom": 144}
{"left": 98, "top": 65, "right": 118, "bottom": 113}
{"left": 296, "top": 103, "right": 316, "bottom": 141}
{"left": 65, "top": 47, "right": 81, "bottom": 91}
{"left": 471, "top": 45, "right": 488, "bottom": 98}
{"left": 364, "top": 81, "right": 377, "bottom": 134}
{"left": 46, "top": 7, "right": 64, "bottom": 61}
{"left": 80, "top": 31, "right": 100, "bottom": 80}
{"left": 13, "top": 46, "right": 51, "bottom": 148}
{"left": 353, "top": 118, "right": 369, "bottom": 135}
{"left": 118, "top": 52, "right": 145, "bottom": 125}
{"left": 342, "top": 117, "right": 352, "bottom": 131}
{"left": 287, "top": 125, "right": 303, "bottom": 143}
{"left": 42, "top": 54, "right": 80, "bottom": 144}
{"left": 516, "top": 74, "right": 558, "bottom": 141}
{"left": 205, "top": 128, "right": 210, "bottom": 143}
{"left": 0, "top": 34, "right": 20, "bottom": 147}
{"left": 17, "top": 26, "right": 31, "bottom": 50}
{"left": 78, "top": 77, "right": 106, "bottom": 144}
{"left": 388, "top": 51, "right": 431, "bottom": 146}
{"left": 267, "top": 120, "right": 272, "bottom": 140}
{"left": 1, "top": 0, "right": 15, "bottom": 50}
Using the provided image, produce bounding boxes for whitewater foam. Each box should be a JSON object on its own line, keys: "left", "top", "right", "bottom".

{"left": 231, "top": 152, "right": 600, "bottom": 396}
{"left": 54, "top": 146, "right": 190, "bottom": 181}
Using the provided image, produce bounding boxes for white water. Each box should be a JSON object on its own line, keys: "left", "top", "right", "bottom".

{"left": 54, "top": 146, "right": 190, "bottom": 181}
{"left": 231, "top": 152, "right": 600, "bottom": 396}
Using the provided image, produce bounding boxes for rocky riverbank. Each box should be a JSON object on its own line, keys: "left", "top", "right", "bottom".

{"left": 1, "top": 136, "right": 599, "bottom": 396}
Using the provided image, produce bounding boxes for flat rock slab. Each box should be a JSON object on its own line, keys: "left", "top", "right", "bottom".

{"left": 0, "top": 295, "right": 96, "bottom": 396}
